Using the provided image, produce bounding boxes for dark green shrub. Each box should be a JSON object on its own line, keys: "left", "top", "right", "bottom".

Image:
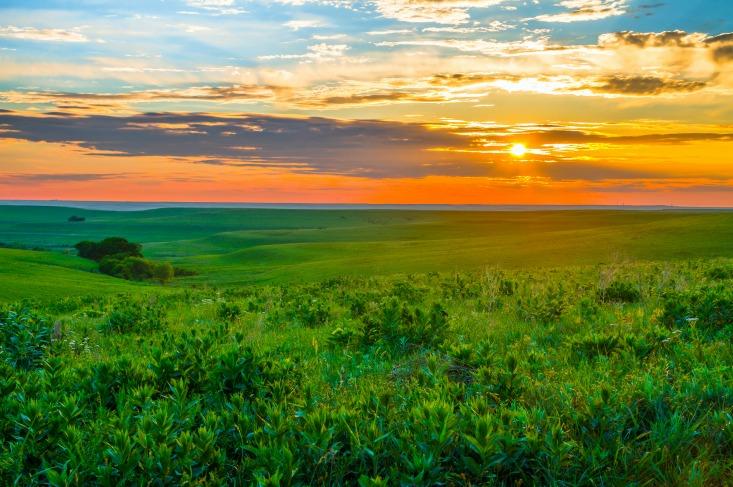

{"left": 174, "top": 266, "right": 198, "bottom": 277}
{"left": 599, "top": 280, "right": 641, "bottom": 303}
{"left": 327, "top": 327, "right": 356, "bottom": 348}
{"left": 707, "top": 265, "right": 733, "bottom": 280}
{"left": 517, "top": 286, "right": 566, "bottom": 324}
{"left": 118, "top": 256, "right": 155, "bottom": 281}
{"left": 575, "top": 296, "right": 601, "bottom": 320}
{"left": 0, "top": 308, "right": 51, "bottom": 369}
{"left": 499, "top": 279, "right": 517, "bottom": 296}
{"left": 216, "top": 302, "right": 242, "bottom": 321}
{"left": 101, "top": 297, "right": 166, "bottom": 334}
{"left": 570, "top": 333, "right": 623, "bottom": 360}
{"left": 75, "top": 237, "right": 142, "bottom": 262}
{"left": 292, "top": 295, "right": 330, "bottom": 328}
{"left": 152, "top": 262, "right": 175, "bottom": 285}
{"left": 361, "top": 300, "right": 449, "bottom": 350}
{"left": 98, "top": 255, "right": 124, "bottom": 276}
{"left": 391, "top": 280, "right": 428, "bottom": 303}
{"left": 659, "top": 286, "right": 733, "bottom": 332}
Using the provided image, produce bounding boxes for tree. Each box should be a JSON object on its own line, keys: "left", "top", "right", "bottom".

{"left": 99, "top": 255, "right": 124, "bottom": 276}
{"left": 119, "top": 256, "right": 154, "bottom": 281}
{"left": 74, "top": 237, "right": 142, "bottom": 262}
{"left": 153, "top": 262, "right": 175, "bottom": 285}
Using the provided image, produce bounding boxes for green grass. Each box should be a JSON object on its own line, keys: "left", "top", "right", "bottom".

{"left": 0, "top": 248, "right": 147, "bottom": 302}
{"left": 2, "top": 207, "right": 733, "bottom": 293}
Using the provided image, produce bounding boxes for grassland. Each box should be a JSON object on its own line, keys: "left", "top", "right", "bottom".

{"left": 3, "top": 205, "right": 733, "bottom": 484}
{"left": 2, "top": 205, "right": 733, "bottom": 300}
{"left": 3, "top": 259, "right": 733, "bottom": 484}
{"left": 0, "top": 248, "right": 146, "bottom": 302}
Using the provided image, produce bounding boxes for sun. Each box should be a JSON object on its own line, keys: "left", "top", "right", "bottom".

{"left": 510, "top": 143, "right": 527, "bottom": 157}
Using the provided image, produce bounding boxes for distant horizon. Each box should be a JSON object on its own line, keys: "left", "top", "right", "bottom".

{"left": 2, "top": 199, "right": 732, "bottom": 212}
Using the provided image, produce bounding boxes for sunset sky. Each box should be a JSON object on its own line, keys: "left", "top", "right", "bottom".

{"left": 1, "top": 0, "right": 732, "bottom": 205}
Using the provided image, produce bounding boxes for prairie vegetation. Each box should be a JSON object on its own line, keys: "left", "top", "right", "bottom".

{"left": 2, "top": 259, "right": 733, "bottom": 484}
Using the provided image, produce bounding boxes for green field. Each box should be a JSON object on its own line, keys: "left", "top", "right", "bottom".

{"left": 0, "top": 248, "right": 145, "bottom": 302}
{"left": 3, "top": 206, "right": 733, "bottom": 484}
{"left": 2, "top": 206, "right": 733, "bottom": 300}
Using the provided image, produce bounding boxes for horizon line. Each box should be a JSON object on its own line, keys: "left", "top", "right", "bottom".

{"left": 2, "top": 199, "right": 733, "bottom": 212}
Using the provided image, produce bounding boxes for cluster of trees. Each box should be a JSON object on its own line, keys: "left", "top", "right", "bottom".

{"left": 74, "top": 237, "right": 174, "bottom": 284}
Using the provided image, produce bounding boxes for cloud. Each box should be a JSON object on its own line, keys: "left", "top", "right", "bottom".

{"left": 579, "top": 75, "right": 708, "bottom": 95}
{"left": 284, "top": 19, "right": 326, "bottom": 31}
{"left": 421, "top": 21, "right": 514, "bottom": 33}
{"left": 533, "top": 0, "right": 628, "bottom": 23}
{"left": 2, "top": 27, "right": 730, "bottom": 115}
{"left": 0, "top": 112, "right": 479, "bottom": 178}
{"left": 1, "top": 112, "right": 731, "bottom": 181}
{"left": 374, "top": 36, "right": 555, "bottom": 55}
{"left": 372, "top": 0, "right": 508, "bottom": 25}
{"left": 705, "top": 32, "right": 733, "bottom": 64}
{"left": 367, "top": 29, "right": 414, "bottom": 35}
{"left": 258, "top": 43, "right": 350, "bottom": 62}
{"left": 0, "top": 25, "right": 88, "bottom": 42}
{"left": 0, "top": 173, "right": 126, "bottom": 184}
{"left": 599, "top": 30, "right": 708, "bottom": 48}
{"left": 0, "top": 85, "right": 283, "bottom": 112}
{"left": 184, "top": 0, "right": 246, "bottom": 15}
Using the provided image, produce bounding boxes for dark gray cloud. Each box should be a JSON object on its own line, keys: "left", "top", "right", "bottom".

{"left": 0, "top": 173, "right": 126, "bottom": 183}
{"left": 0, "top": 112, "right": 484, "bottom": 178}
{"left": 600, "top": 30, "right": 705, "bottom": 48}
{"left": 1, "top": 112, "right": 732, "bottom": 180}
{"left": 705, "top": 32, "right": 733, "bottom": 64}
{"left": 585, "top": 75, "right": 707, "bottom": 95}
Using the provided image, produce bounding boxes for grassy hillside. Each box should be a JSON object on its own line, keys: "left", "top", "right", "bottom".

{"left": 2, "top": 206, "right": 733, "bottom": 288}
{"left": 0, "top": 248, "right": 147, "bottom": 302}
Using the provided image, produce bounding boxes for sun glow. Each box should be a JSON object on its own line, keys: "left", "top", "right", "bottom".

{"left": 510, "top": 143, "right": 527, "bottom": 157}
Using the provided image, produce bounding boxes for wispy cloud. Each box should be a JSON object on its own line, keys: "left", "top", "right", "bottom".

{"left": 284, "top": 19, "right": 326, "bottom": 31}
{"left": 0, "top": 173, "right": 127, "bottom": 183}
{"left": 532, "top": 0, "right": 628, "bottom": 23}
{"left": 373, "top": 0, "right": 508, "bottom": 25}
{"left": 184, "top": 0, "right": 246, "bottom": 15}
{"left": 0, "top": 25, "right": 88, "bottom": 42}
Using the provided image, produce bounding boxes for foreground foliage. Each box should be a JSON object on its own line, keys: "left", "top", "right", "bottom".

{"left": 2, "top": 259, "right": 733, "bottom": 485}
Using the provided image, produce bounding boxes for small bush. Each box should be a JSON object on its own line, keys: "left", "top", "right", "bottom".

{"left": 101, "top": 297, "right": 167, "bottom": 334}
{"left": 517, "top": 285, "right": 567, "bottom": 324}
{"left": 659, "top": 286, "right": 733, "bottom": 332}
{"left": 292, "top": 295, "right": 331, "bottom": 328}
{"left": 361, "top": 300, "right": 449, "bottom": 350}
{"left": 707, "top": 265, "right": 733, "bottom": 280}
{"left": 216, "top": 302, "right": 242, "bottom": 321}
{"left": 598, "top": 279, "right": 641, "bottom": 303}
{"left": 327, "top": 327, "right": 356, "bottom": 348}
{"left": 0, "top": 308, "right": 51, "bottom": 369}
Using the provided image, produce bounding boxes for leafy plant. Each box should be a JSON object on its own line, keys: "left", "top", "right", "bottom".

{"left": 0, "top": 308, "right": 51, "bottom": 369}
{"left": 598, "top": 279, "right": 641, "bottom": 303}
{"left": 101, "top": 296, "right": 167, "bottom": 333}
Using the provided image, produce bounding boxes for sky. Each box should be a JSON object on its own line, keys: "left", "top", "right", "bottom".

{"left": 0, "top": 0, "right": 732, "bottom": 205}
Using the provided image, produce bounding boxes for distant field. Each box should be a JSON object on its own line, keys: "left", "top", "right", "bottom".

{"left": 2, "top": 205, "right": 733, "bottom": 299}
